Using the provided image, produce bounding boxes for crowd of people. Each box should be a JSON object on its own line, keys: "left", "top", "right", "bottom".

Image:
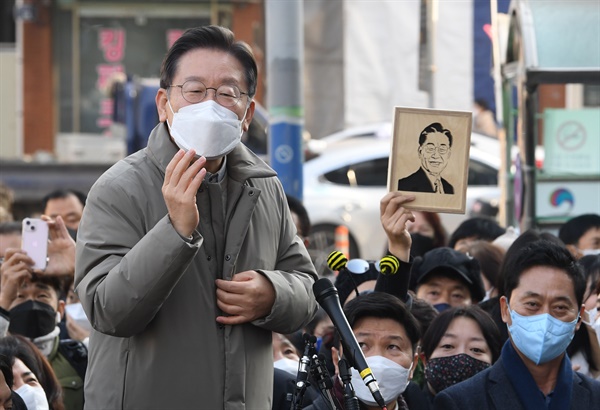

{"left": 0, "top": 24, "right": 599, "bottom": 410}
{"left": 273, "top": 194, "right": 600, "bottom": 410}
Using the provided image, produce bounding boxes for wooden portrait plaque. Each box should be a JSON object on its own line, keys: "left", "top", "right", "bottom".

{"left": 389, "top": 106, "right": 472, "bottom": 214}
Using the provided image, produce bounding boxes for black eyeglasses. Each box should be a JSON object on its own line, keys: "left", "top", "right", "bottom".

{"left": 168, "top": 80, "right": 248, "bottom": 107}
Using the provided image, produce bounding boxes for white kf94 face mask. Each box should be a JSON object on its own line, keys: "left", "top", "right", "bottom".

{"left": 167, "top": 100, "right": 247, "bottom": 160}
{"left": 350, "top": 355, "right": 412, "bottom": 406}
{"left": 15, "top": 384, "right": 49, "bottom": 410}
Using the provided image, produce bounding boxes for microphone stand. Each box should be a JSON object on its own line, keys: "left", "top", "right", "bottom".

{"left": 291, "top": 334, "right": 315, "bottom": 410}
{"left": 310, "top": 353, "right": 339, "bottom": 410}
{"left": 338, "top": 358, "right": 359, "bottom": 410}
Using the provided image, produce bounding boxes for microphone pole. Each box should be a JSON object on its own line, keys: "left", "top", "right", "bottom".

{"left": 339, "top": 358, "right": 360, "bottom": 410}
{"left": 310, "top": 353, "right": 338, "bottom": 409}
{"left": 291, "top": 333, "right": 315, "bottom": 410}
{"left": 313, "top": 278, "right": 388, "bottom": 410}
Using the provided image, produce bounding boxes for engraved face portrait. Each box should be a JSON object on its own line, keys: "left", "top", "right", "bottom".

{"left": 419, "top": 130, "right": 451, "bottom": 178}
{"left": 397, "top": 122, "right": 455, "bottom": 195}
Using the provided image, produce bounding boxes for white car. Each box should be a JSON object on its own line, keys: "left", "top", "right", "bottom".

{"left": 303, "top": 133, "right": 501, "bottom": 275}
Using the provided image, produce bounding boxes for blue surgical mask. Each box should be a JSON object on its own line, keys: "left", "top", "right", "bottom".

{"left": 434, "top": 303, "right": 451, "bottom": 312}
{"left": 507, "top": 303, "right": 579, "bottom": 365}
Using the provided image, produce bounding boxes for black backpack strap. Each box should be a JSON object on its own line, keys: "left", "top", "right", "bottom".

{"left": 58, "top": 339, "right": 88, "bottom": 380}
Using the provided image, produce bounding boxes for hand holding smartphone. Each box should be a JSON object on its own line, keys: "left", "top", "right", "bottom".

{"left": 21, "top": 218, "right": 49, "bottom": 271}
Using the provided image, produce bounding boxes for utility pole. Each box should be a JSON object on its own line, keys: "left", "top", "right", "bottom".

{"left": 427, "top": 0, "right": 438, "bottom": 108}
{"left": 265, "top": 0, "right": 304, "bottom": 200}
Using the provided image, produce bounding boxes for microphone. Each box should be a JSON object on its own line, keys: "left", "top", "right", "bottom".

{"left": 313, "top": 278, "right": 387, "bottom": 409}
{"left": 379, "top": 255, "right": 400, "bottom": 275}
{"left": 327, "top": 251, "right": 348, "bottom": 271}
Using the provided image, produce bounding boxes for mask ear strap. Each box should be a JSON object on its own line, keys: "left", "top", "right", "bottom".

{"left": 240, "top": 99, "right": 252, "bottom": 129}
{"left": 166, "top": 100, "right": 176, "bottom": 128}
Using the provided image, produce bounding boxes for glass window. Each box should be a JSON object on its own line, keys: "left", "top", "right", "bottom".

{"left": 584, "top": 84, "right": 600, "bottom": 107}
{"left": 323, "top": 157, "right": 389, "bottom": 187}
{"left": 323, "top": 165, "right": 350, "bottom": 185}
{"left": 0, "top": 0, "right": 16, "bottom": 44}
{"left": 468, "top": 160, "right": 498, "bottom": 186}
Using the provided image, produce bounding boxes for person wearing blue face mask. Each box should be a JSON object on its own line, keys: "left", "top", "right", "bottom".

{"left": 434, "top": 240, "right": 600, "bottom": 410}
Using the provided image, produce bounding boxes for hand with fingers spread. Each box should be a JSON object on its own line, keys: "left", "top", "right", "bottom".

{"left": 215, "top": 270, "right": 276, "bottom": 325}
{"left": 162, "top": 149, "right": 207, "bottom": 238}
{"left": 0, "top": 249, "right": 33, "bottom": 310}
{"left": 40, "top": 215, "right": 76, "bottom": 277}
{"left": 380, "top": 192, "right": 416, "bottom": 262}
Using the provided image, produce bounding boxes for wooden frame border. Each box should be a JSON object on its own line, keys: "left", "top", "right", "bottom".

{"left": 388, "top": 106, "right": 472, "bottom": 214}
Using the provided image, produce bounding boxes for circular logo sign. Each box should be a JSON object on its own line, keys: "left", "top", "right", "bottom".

{"left": 556, "top": 121, "right": 586, "bottom": 151}
{"left": 275, "top": 145, "right": 294, "bottom": 164}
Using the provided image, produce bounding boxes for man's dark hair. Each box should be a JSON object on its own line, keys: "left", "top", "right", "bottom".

{"left": 29, "top": 274, "right": 70, "bottom": 301}
{"left": 343, "top": 292, "right": 421, "bottom": 352}
{"left": 42, "top": 189, "right": 87, "bottom": 211}
{"left": 418, "top": 122, "right": 453, "bottom": 147}
{"left": 286, "top": 194, "right": 311, "bottom": 237}
{"left": 474, "top": 98, "right": 490, "bottom": 111}
{"left": 421, "top": 305, "right": 501, "bottom": 363}
{"left": 0, "top": 354, "right": 13, "bottom": 388}
{"left": 448, "top": 217, "right": 505, "bottom": 249}
{"left": 0, "top": 221, "right": 21, "bottom": 236}
{"left": 408, "top": 294, "right": 438, "bottom": 337}
{"left": 503, "top": 240, "right": 586, "bottom": 306}
{"left": 558, "top": 213, "right": 600, "bottom": 246}
{"left": 160, "top": 25, "right": 258, "bottom": 98}
{"left": 496, "top": 230, "right": 563, "bottom": 295}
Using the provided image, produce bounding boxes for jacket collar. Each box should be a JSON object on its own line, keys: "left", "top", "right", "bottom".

{"left": 146, "top": 122, "right": 277, "bottom": 183}
{"left": 491, "top": 340, "right": 574, "bottom": 410}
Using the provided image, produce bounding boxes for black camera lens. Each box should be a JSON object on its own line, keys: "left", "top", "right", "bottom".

{"left": 31, "top": 226, "right": 36, "bottom": 231}
{"left": 26, "top": 220, "right": 31, "bottom": 225}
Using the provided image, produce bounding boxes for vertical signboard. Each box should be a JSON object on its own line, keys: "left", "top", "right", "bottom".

{"left": 76, "top": 15, "right": 210, "bottom": 134}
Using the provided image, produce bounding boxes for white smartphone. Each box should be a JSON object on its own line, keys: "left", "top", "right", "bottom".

{"left": 21, "top": 218, "right": 49, "bottom": 271}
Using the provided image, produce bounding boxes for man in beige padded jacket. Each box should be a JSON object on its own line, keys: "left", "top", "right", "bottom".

{"left": 75, "top": 26, "right": 317, "bottom": 410}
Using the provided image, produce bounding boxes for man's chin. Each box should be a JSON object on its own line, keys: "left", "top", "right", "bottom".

{"left": 427, "top": 166, "right": 443, "bottom": 173}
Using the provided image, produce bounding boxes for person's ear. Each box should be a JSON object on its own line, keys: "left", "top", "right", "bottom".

{"left": 576, "top": 305, "right": 585, "bottom": 331}
{"left": 409, "top": 346, "right": 421, "bottom": 379}
{"left": 242, "top": 100, "right": 255, "bottom": 132}
{"left": 57, "top": 299, "right": 66, "bottom": 320}
{"left": 156, "top": 88, "right": 169, "bottom": 123}
{"left": 565, "top": 244, "right": 581, "bottom": 259}
{"left": 500, "top": 295, "right": 511, "bottom": 325}
{"left": 331, "top": 346, "right": 341, "bottom": 377}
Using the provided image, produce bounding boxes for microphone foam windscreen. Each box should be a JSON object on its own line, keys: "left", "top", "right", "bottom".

{"left": 379, "top": 255, "right": 400, "bottom": 275}
{"left": 327, "top": 251, "right": 348, "bottom": 271}
{"left": 313, "top": 277, "right": 336, "bottom": 301}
